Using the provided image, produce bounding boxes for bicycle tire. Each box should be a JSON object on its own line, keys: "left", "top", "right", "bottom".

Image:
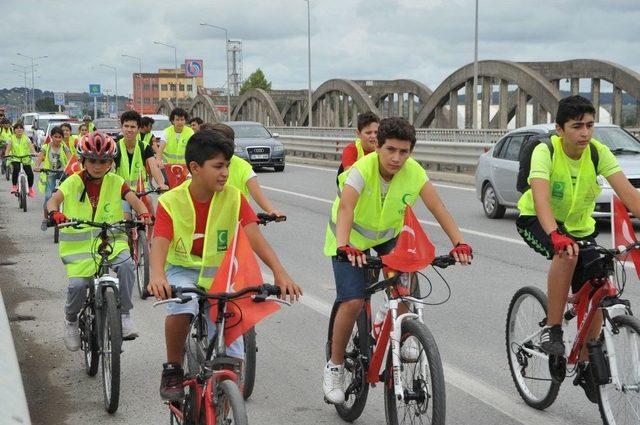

{"left": 135, "top": 230, "right": 150, "bottom": 298}
{"left": 101, "top": 290, "right": 122, "bottom": 414}
{"left": 215, "top": 380, "right": 248, "bottom": 425}
{"left": 384, "top": 318, "right": 446, "bottom": 425}
{"left": 53, "top": 225, "right": 60, "bottom": 244}
{"left": 81, "top": 304, "right": 99, "bottom": 377}
{"left": 242, "top": 327, "right": 257, "bottom": 400}
{"left": 325, "top": 302, "right": 370, "bottom": 421}
{"left": 505, "top": 286, "right": 560, "bottom": 410}
{"left": 20, "top": 175, "right": 27, "bottom": 212}
{"left": 4, "top": 162, "right": 10, "bottom": 181}
{"left": 598, "top": 314, "right": 640, "bottom": 425}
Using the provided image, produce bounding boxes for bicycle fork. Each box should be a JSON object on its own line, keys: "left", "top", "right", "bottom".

{"left": 602, "top": 304, "right": 640, "bottom": 392}
{"left": 388, "top": 298, "right": 420, "bottom": 402}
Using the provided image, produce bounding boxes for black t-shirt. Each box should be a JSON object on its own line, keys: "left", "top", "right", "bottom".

{"left": 114, "top": 137, "right": 155, "bottom": 173}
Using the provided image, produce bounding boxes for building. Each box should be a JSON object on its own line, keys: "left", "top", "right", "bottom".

{"left": 132, "top": 63, "right": 204, "bottom": 114}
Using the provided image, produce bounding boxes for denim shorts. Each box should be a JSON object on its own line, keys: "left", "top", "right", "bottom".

{"left": 165, "top": 265, "right": 244, "bottom": 358}
{"left": 332, "top": 237, "right": 397, "bottom": 302}
{"left": 122, "top": 200, "right": 132, "bottom": 215}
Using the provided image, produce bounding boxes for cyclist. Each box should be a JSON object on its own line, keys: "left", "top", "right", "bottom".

{"left": 0, "top": 118, "right": 13, "bottom": 158}
{"left": 516, "top": 95, "right": 640, "bottom": 402}
{"left": 5, "top": 122, "right": 36, "bottom": 197}
{"left": 78, "top": 123, "right": 90, "bottom": 142}
{"left": 46, "top": 132, "right": 153, "bottom": 350}
{"left": 60, "top": 123, "right": 78, "bottom": 157}
{"left": 147, "top": 129, "right": 302, "bottom": 402}
{"left": 137, "top": 116, "right": 157, "bottom": 150}
{"left": 34, "top": 126, "right": 72, "bottom": 231}
{"left": 204, "top": 123, "right": 284, "bottom": 217}
{"left": 82, "top": 115, "right": 95, "bottom": 132}
{"left": 322, "top": 117, "right": 472, "bottom": 404}
{"left": 189, "top": 117, "right": 203, "bottom": 132}
{"left": 158, "top": 108, "right": 194, "bottom": 166}
{"left": 337, "top": 112, "right": 379, "bottom": 179}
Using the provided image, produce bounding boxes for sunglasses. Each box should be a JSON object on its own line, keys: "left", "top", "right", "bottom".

{"left": 87, "top": 158, "right": 111, "bottom": 165}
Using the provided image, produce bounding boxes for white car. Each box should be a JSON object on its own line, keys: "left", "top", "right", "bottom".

{"left": 19, "top": 113, "right": 38, "bottom": 141}
{"left": 32, "top": 113, "right": 70, "bottom": 148}
{"left": 143, "top": 114, "right": 171, "bottom": 141}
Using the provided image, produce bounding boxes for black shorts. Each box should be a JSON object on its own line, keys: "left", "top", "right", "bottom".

{"left": 516, "top": 216, "right": 600, "bottom": 293}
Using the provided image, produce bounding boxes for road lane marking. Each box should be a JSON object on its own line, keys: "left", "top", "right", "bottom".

{"left": 288, "top": 163, "right": 475, "bottom": 192}
{"left": 261, "top": 271, "right": 564, "bottom": 425}
{"left": 262, "top": 185, "right": 526, "bottom": 246}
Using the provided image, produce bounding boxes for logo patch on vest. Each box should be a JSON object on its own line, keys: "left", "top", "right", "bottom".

{"left": 551, "top": 182, "right": 565, "bottom": 199}
{"left": 217, "top": 230, "right": 228, "bottom": 251}
{"left": 175, "top": 237, "right": 187, "bottom": 254}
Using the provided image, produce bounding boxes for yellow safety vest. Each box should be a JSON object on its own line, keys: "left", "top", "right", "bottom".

{"left": 37, "top": 143, "right": 70, "bottom": 193}
{"left": 116, "top": 138, "right": 146, "bottom": 188}
{"left": 324, "top": 152, "right": 426, "bottom": 255}
{"left": 137, "top": 132, "right": 153, "bottom": 148}
{"left": 9, "top": 134, "right": 32, "bottom": 164}
{"left": 163, "top": 125, "right": 194, "bottom": 164}
{"left": 64, "top": 136, "right": 78, "bottom": 158}
{"left": 159, "top": 180, "right": 241, "bottom": 290}
{"left": 354, "top": 138, "right": 365, "bottom": 161}
{"left": 58, "top": 173, "right": 128, "bottom": 278}
{"left": 87, "top": 122, "right": 95, "bottom": 132}
{"left": 0, "top": 128, "right": 12, "bottom": 143}
{"left": 518, "top": 135, "right": 602, "bottom": 237}
{"left": 227, "top": 155, "right": 254, "bottom": 196}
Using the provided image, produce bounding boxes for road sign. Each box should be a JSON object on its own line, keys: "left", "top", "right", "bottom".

{"left": 89, "top": 84, "right": 101, "bottom": 97}
{"left": 53, "top": 92, "right": 65, "bottom": 106}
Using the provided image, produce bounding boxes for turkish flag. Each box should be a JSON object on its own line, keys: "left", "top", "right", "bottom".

{"left": 64, "top": 156, "right": 82, "bottom": 175}
{"left": 208, "top": 224, "right": 280, "bottom": 346}
{"left": 164, "top": 164, "right": 189, "bottom": 188}
{"left": 611, "top": 194, "right": 640, "bottom": 278}
{"left": 381, "top": 206, "right": 435, "bottom": 272}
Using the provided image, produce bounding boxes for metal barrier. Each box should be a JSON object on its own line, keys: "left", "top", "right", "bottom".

{"left": 0, "top": 289, "right": 31, "bottom": 425}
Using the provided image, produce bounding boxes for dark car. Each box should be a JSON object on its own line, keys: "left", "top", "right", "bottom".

{"left": 224, "top": 121, "right": 285, "bottom": 172}
{"left": 93, "top": 118, "right": 121, "bottom": 138}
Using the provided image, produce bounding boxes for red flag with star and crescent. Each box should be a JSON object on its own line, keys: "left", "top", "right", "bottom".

{"left": 611, "top": 194, "right": 640, "bottom": 278}
{"left": 164, "top": 164, "right": 189, "bottom": 188}
{"left": 381, "top": 206, "right": 435, "bottom": 272}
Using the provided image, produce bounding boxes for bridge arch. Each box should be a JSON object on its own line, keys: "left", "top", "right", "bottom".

{"left": 231, "top": 89, "right": 285, "bottom": 126}
{"left": 156, "top": 99, "right": 175, "bottom": 116}
{"left": 187, "top": 94, "right": 220, "bottom": 124}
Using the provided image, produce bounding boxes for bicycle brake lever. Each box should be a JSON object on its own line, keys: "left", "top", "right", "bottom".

{"left": 250, "top": 295, "right": 292, "bottom": 307}
{"left": 152, "top": 295, "right": 194, "bottom": 307}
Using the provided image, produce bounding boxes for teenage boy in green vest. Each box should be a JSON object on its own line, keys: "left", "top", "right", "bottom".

{"left": 137, "top": 116, "right": 157, "bottom": 150}
{"left": 158, "top": 108, "right": 194, "bottom": 165}
{"left": 5, "top": 122, "right": 36, "bottom": 197}
{"left": 34, "top": 126, "right": 72, "bottom": 230}
{"left": 322, "top": 117, "right": 473, "bottom": 404}
{"left": 147, "top": 129, "right": 302, "bottom": 402}
{"left": 340, "top": 112, "right": 380, "bottom": 171}
{"left": 516, "top": 95, "right": 640, "bottom": 402}
{"left": 46, "top": 132, "right": 153, "bottom": 350}
{"left": 189, "top": 117, "right": 203, "bottom": 132}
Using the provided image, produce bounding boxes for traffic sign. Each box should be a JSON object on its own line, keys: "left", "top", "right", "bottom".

{"left": 89, "top": 84, "right": 101, "bottom": 97}
{"left": 53, "top": 92, "right": 65, "bottom": 106}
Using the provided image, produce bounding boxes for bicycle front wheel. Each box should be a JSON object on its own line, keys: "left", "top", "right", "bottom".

{"left": 384, "top": 319, "right": 446, "bottom": 425}
{"left": 598, "top": 314, "right": 640, "bottom": 425}
{"left": 20, "top": 176, "right": 27, "bottom": 212}
{"left": 80, "top": 304, "right": 99, "bottom": 376}
{"left": 505, "top": 286, "right": 560, "bottom": 410}
{"left": 214, "top": 380, "right": 248, "bottom": 425}
{"left": 242, "top": 327, "right": 257, "bottom": 400}
{"left": 135, "top": 230, "right": 150, "bottom": 298}
{"left": 101, "top": 290, "right": 122, "bottom": 414}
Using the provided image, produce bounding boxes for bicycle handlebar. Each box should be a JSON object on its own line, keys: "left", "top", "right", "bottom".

{"left": 4, "top": 154, "right": 36, "bottom": 159}
{"left": 143, "top": 283, "right": 281, "bottom": 302}
{"left": 256, "top": 213, "right": 286, "bottom": 225}
{"left": 336, "top": 252, "right": 456, "bottom": 270}
{"left": 576, "top": 240, "right": 640, "bottom": 257}
{"left": 53, "top": 218, "right": 144, "bottom": 230}
{"left": 136, "top": 187, "right": 169, "bottom": 197}
{"left": 39, "top": 168, "right": 65, "bottom": 174}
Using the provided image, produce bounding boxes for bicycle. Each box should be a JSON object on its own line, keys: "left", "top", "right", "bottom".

{"left": 506, "top": 240, "right": 640, "bottom": 424}
{"left": 54, "top": 218, "right": 143, "bottom": 414}
{"left": 5, "top": 154, "right": 35, "bottom": 212}
{"left": 0, "top": 144, "right": 9, "bottom": 180}
{"left": 39, "top": 168, "right": 66, "bottom": 243}
{"left": 151, "top": 283, "right": 288, "bottom": 425}
{"left": 326, "top": 253, "right": 456, "bottom": 424}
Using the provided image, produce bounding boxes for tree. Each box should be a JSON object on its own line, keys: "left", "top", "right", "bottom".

{"left": 35, "top": 97, "right": 63, "bottom": 112}
{"left": 239, "top": 68, "right": 272, "bottom": 95}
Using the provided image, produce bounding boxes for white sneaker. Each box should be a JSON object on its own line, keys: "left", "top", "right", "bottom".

{"left": 400, "top": 337, "right": 420, "bottom": 363}
{"left": 64, "top": 320, "right": 80, "bottom": 351}
{"left": 121, "top": 314, "right": 139, "bottom": 339}
{"left": 323, "top": 361, "right": 345, "bottom": 404}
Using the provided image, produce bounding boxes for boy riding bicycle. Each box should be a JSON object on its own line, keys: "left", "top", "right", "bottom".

{"left": 147, "top": 129, "right": 302, "bottom": 402}
{"left": 5, "top": 122, "right": 36, "bottom": 197}
{"left": 46, "top": 132, "right": 152, "bottom": 350}
{"left": 322, "top": 116, "right": 472, "bottom": 404}
{"left": 516, "top": 95, "right": 640, "bottom": 402}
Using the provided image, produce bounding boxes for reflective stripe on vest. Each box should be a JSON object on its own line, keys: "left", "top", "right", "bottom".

{"left": 58, "top": 228, "right": 127, "bottom": 242}
{"left": 163, "top": 125, "right": 194, "bottom": 164}
{"left": 159, "top": 180, "right": 241, "bottom": 290}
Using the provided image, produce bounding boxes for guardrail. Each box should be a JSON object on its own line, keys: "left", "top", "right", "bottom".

{"left": 0, "top": 289, "right": 31, "bottom": 425}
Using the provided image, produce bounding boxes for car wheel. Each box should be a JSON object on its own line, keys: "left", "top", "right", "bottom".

{"left": 274, "top": 165, "right": 285, "bottom": 172}
{"left": 482, "top": 183, "right": 506, "bottom": 219}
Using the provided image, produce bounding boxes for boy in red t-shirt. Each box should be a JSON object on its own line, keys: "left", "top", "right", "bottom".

{"left": 336, "top": 112, "right": 379, "bottom": 184}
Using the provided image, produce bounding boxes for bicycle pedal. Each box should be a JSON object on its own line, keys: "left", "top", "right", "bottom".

{"left": 122, "top": 335, "right": 138, "bottom": 341}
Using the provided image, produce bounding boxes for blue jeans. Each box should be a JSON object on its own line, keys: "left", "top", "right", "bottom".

{"left": 43, "top": 172, "right": 62, "bottom": 208}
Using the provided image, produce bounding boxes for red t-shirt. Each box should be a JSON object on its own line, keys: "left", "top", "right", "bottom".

{"left": 341, "top": 142, "right": 374, "bottom": 168}
{"left": 154, "top": 193, "right": 258, "bottom": 258}
{"left": 80, "top": 171, "right": 131, "bottom": 215}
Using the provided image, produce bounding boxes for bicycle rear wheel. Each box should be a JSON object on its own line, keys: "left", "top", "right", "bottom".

{"left": 598, "top": 314, "right": 640, "bottom": 425}
{"left": 80, "top": 304, "right": 99, "bottom": 376}
{"left": 505, "top": 286, "right": 560, "bottom": 410}
{"left": 135, "top": 230, "right": 150, "bottom": 298}
{"left": 4, "top": 162, "right": 10, "bottom": 181}
{"left": 20, "top": 175, "right": 27, "bottom": 212}
{"left": 325, "top": 302, "right": 370, "bottom": 421}
{"left": 214, "top": 380, "right": 248, "bottom": 425}
{"left": 242, "top": 327, "right": 257, "bottom": 400}
{"left": 101, "top": 290, "right": 122, "bottom": 413}
{"left": 384, "top": 319, "right": 446, "bottom": 425}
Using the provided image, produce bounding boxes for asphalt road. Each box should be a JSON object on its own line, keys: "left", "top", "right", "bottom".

{"left": 3, "top": 162, "right": 639, "bottom": 424}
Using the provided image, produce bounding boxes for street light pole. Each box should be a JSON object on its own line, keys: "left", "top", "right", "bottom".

{"left": 122, "top": 54, "right": 142, "bottom": 112}
{"left": 11, "top": 64, "right": 28, "bottom": 113}
{"left": 305, "top": 0, "right": 313, "bottom": 127}
{"left": 99, "top": 64, "right": 118, "bottom": 116}
{"left": 17, "top": 53, "right": 47, "bottom": 111}
{"left": 154, "top": 41, "right": 179, "bottom": 105}
{"left": 472, "top": 0, "right": 479, "bottom": 129}
{"left": 200, "top": 23, "right": 232, "bottom": 121}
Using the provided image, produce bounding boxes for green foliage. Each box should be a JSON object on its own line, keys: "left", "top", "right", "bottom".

{"left": 239, "top": 68, "right": 272, "bottom": 95}
{"left": 36, "top": 97, "right": 62, "bottom": 112}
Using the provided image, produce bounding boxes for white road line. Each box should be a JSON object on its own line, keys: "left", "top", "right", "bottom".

{"left": 261, "top": 270, "right": 563, "bottom": 425}
{"left": 262, "top": 185, "right": 526, "bottom": 246}
{"left": 288, "top": 163, "right": 475, "bottom": 192}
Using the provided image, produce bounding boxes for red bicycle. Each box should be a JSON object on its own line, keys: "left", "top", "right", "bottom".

{"left": 506, "top": 240, "right": 640, "bottom": 424}
{"left": 325, "top": 254, "right": 455, "bottom": 424}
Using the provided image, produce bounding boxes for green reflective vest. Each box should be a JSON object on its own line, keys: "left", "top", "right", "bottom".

{"left": 354, "top": 139, "right": 365, "bottom": 161}
{"left": 0, "top": 128, "right": 12, "bottom": 143}
{"left": 163, "top": 125, "right": 194, "bottom": 164}
{"left": 9, "top": 134, "right": 32, "bottom": 164}
{"left": 137, "top": 132, "right": 153, "bottom": 148}
{"left": 227, "top": 155, "right": 254, "bottom": 196}
{"left": 87, "top": 122, "right": 95, "bottom": 132}
{"left": 159, "top": 180, "right": 241, "bottom": 290}
{"left": 324, "top": 152, "right": 426, "bottom": 256}
{"left": 64, "top": 136, "right": 78, "bottom": 158}
{"left": 58, "top": 173, "right": 128, "bottom": 278}
{"left": 37, "top": 143, "right": 70, "bottom": 193}
{"left": 517, "top": 135, "right": 602, "bottom": 237}
{"left": 116, "top": 139, "right": 146, "bottom": 188}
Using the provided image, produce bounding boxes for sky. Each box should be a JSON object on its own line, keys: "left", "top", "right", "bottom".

{"left": 1, "top": 0, "right": 639, "bottom": 98}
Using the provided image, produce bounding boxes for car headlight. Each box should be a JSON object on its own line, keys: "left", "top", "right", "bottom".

{"left": 273, "top": 144, "right": 285, "bottom": 153}
{"left": 597, "top": 175, "right": 611, "bottom": 188}
{"left": 234, "top": 146, "right": 244, "bottom": 154}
